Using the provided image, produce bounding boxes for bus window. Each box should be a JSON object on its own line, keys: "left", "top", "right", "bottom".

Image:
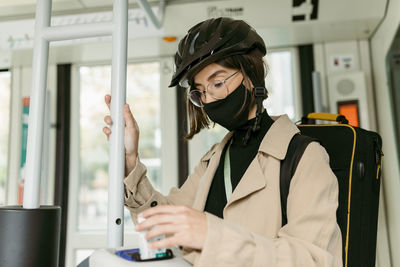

{"left": 0, "top": 70, "right": 11, "bottom": 205}
{"left": 77, "top": 62, "right": 161, "bottom": 232}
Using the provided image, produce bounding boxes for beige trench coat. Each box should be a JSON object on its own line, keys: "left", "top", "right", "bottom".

{"left": 124, "top": 115, "right": 343, "bottom": 267}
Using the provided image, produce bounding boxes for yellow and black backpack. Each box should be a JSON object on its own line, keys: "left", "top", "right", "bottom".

{"left": 280, "top": 113, "right": 383, "bottom": 267}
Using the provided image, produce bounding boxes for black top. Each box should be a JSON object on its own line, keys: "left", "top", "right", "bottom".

{"left": 204, "top": 111, "right": 274, "bottom": 218}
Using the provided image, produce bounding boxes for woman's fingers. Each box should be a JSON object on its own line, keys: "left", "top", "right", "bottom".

{"left": 104, "top": 95, "right": 111, "bottom": 140}
{"left": 123, "top": 104, "right": 139, "bottom": 158}
{"left": 136, "top": 214, "right": 181, "bottom": 232}
{"left": 148, "top": 234, "right": 179, "bottom": 250}
{"left": 123, "top": 104, "right": 137, "bottom": 129}
{"left": 135, "top": 205, "right": 207, "bottom": 250}
{"left": 103, "top": 126, "right": 111, "bottom": 140}
{"left": 104, "top": 115, "right": 112, "bottom": 126}
{"left": 144, "top": 220, "right": 181, "bottom": 240}
{"left": 105, "top": 94, "right": 111, "bottom": 110}
{"left": 103, "top": 95, "right": 140, "bottom": 174}
{"left": 135, "top": 206, "right": 189, "bottom": 232}
{"left": 105, "top": 96, "right": 136, "bottom": 131}
{"left": 103, "top": 96, "right": 139, "bottom": 164}
{"left": 140, "top": 205, "right": 188, "bottom": 219}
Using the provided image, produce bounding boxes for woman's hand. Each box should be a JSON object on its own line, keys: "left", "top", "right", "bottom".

{"left": 103, "top": 94, "right": 140, "bottom": 174}
{"left": 135, "top": 205, "right": 208, "bottom": 251}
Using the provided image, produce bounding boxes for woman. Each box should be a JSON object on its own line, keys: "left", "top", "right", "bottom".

{"left": 103, "top": 17, "right": 342, "bottom": 267}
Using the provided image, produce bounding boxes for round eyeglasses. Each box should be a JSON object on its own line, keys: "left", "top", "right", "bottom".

{"left": 187, "top": 70, "right": 240, "bottom": 107}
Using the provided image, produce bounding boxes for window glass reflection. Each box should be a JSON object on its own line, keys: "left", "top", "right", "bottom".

{"left": 265, "top": 51, "right": 295, "bottom": 119}
{"left": 78, "top": 63, "right": 161, "bottom": 231}
{"left": 0, "top": 71, "right": 11, "bottom": 205}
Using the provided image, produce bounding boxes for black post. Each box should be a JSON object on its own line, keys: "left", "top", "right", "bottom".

{"left": 176, "top": 86, "right": 189, "bottom": 187}
{"left": 0, "top": 206, "right": 61, "bottom": 267}
{"left": 54, "top": 64, "right": 71, "bottom": 267}
{"left": 298, "top": 44, "right": 315, "bottom": 115}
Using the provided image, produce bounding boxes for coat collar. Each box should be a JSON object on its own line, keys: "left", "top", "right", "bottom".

{"left": 200, "top": 114, "right": 299, "bottom": 162}
{"left": 259, "top": 114, "right": 300, "bottom": 160}
{"left": 226, "top": 115, "right": 300, "bottom": 207}
{"left": 194, "top": 114, "right": 299, "bottom": 211}
{"left": 200, "top": 131, "right": 233, "bottom": 162}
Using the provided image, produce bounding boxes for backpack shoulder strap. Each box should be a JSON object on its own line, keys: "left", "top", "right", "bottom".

{"left": 280, "top": 133, "right": 318, "bottom": 226}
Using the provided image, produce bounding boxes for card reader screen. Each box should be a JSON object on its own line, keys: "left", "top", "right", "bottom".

{"left": 338, "top": 100, "right": 360, "bottom": 127}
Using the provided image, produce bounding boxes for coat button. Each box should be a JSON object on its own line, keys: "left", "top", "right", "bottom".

{"left": 150, "top": 201, "right": 158, "bottom": 207}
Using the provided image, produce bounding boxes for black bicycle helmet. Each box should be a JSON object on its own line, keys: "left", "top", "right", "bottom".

{"left": 169, "top": 17, "right": 266, "bottom": 88}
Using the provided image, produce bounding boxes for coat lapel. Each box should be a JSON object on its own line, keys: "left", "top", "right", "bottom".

{"left": 193, "top": 115, "right": 300, "bottom": 212}
{"left": 192, "top": 132, "right": 233, "bottom": 211}
{"left": 225, "top": 153, "right": 266, "bottom": 209}
{"left": 224, "top": 115, "right": 299, "bottom": 210}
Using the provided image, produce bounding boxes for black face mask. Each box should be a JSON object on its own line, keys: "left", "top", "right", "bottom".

{"left": 203, "top": 83, "right": 252, "bottom": 131}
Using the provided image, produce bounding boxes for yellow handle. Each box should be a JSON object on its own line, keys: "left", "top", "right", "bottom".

{"left": 307, "top": 113, "right": 347, "bottom": 123}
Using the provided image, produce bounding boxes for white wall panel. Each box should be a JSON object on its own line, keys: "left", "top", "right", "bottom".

{"left": 358, "top": 40, "right": 377, "bottom": 131}
{"left": 324, "top": 41, "right": 360, "bottom": 75}
{"left": 314, "top": 40, "right": 377, "bottom": 130}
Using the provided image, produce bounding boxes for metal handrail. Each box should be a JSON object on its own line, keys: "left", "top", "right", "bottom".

{"left": 23, "top": 0, "right": 128, "bottom": 249}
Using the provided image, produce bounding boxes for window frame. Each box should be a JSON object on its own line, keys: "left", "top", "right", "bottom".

{"left": 66, "top": 57, "right": 178, "bottom": 267}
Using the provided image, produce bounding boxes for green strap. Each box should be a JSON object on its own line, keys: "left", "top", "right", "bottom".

{"left": 224, "top": 139, "right": 233, "bottom": 201}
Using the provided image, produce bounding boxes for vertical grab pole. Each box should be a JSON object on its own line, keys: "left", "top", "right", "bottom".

{"left": 312, "top": 71, "right": 324, "bottom": 113}
{"left": 23, "top": 0, "right": 51, "bottom": 209}
{"left": 107, "top": 0, "right": 128, "bottom": 248}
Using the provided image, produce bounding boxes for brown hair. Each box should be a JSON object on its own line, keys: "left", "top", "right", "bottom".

{"left": 185, "top": 49, "right": 268, "bottom": 139}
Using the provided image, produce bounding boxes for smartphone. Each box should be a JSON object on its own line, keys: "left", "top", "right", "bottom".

{"left": 115, "top": 248, "right": 174, "bottom": 262}
{"left": 130, "top": 248, "right": 174, "bottom": 262}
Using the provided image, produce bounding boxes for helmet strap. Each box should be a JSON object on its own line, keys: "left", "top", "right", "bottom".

{"left": 241, "top": 73, "right": 266, "bottom": 146}
{"left": 242, "top": 87, "right": 266, "bottom": 146}
{"left": 236, "top": 57, "right": 267, "bottom": 146}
